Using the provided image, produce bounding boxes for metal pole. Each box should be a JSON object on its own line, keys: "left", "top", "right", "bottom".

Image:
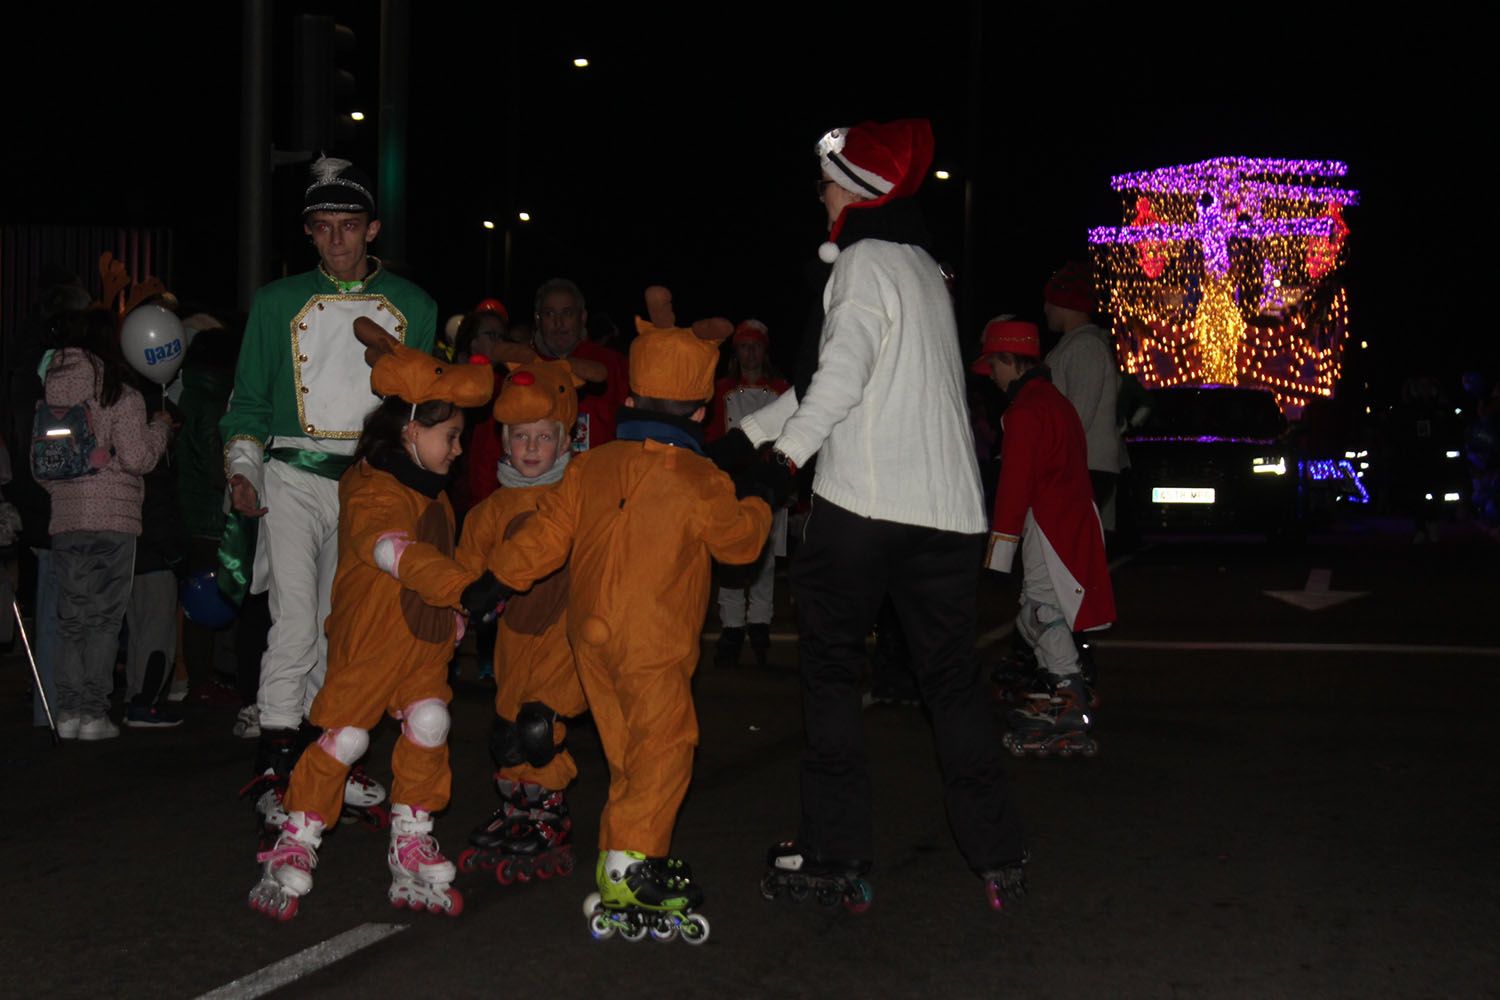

{"left": 238, "top": 0, "right": 272, "bottom": 313}
{"left": 959, "top": 0, "right": 984, "bottom": 342}
{"left": 14, "top": 600, "right": 59, "bottom": 744}
{"left": 378, "top": 0, "right": 411, "bottom": 267}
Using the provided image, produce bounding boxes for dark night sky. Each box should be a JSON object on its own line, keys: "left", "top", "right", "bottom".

{"left": 4, "top": 4, "right": 1493, "bottom": 397}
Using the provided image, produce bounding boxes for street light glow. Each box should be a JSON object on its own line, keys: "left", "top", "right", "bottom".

{"left": 518, "top": 211, "right": 532, "bottom": 222}
{"left": 573, "top": 57, "right": 589, "bottom": 68}
{"left": 482, "top": 220, "right": 495, "bottom": 230}
{"left": 350, "top": 111, "right": 366, "bottom": 122}
{"left": 934, "top": 170, "right": 951, "bottom": 180}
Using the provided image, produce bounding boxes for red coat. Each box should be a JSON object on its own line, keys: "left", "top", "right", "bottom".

{"left": 987, "top": 372, "right": 1115, "bottom": 632}
{"left": 570, "top": 339, "right": 630, "bottom": 450}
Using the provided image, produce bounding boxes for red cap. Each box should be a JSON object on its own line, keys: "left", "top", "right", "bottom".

{"left": 971, "top": 319, "right": 1040, "bottom": 374}
{"left": 474, "top": 297, "right": 509, "bottom": 321}
{"left": 1043, "top": 262, "right": 1095, "bottom": 314}
{"left": 733, "top": 319, "right": 769, "bottom": 345}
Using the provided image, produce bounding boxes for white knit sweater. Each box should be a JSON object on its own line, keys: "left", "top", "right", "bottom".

{"left": 740, "top": 239, "right": 986, "bottom": 534}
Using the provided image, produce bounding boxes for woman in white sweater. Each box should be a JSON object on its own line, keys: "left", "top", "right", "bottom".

{"left": 743, "top": 119, "right": 1028, "bottom": 912}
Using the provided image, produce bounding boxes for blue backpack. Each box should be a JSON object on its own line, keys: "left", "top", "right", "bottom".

{"left": 31, "top": 399, "right": 107, "bottom": 481}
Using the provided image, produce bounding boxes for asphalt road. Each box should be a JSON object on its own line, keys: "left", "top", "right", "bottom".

{"left": 3, "top": 518, "right": 1497, "bottom": 999}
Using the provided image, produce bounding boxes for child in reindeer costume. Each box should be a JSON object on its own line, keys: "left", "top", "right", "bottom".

{"left": 248, "top": 322, "right": 502, "bottom": 921}
{"left": 481, "top": 287, "right": 773, "bottom": 943}
{"left": 455, "top": 347, "right": 605, "bottom": 884}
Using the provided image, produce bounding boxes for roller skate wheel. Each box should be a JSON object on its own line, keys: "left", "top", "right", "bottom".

{"left": 649, "top": 919, "right": 678, "bottom": 944}
{"left": 787, "top": 881, "right": 809, "bottom": 903}
{"left": 582, "top": 892, "right": 602, "bottom": 919}
{"left": 495, "top": 859, "right": 515, "bottom": 886}
{"left": 556, "top": 848, "right": 576, "bottom": 877}
{"left": 843, "top": 879, "right": 874, "bottom": 914}
{"left": 620, "top": 921, "right": 649, "bottom": 942}
{"left": 390, "top": 894, "right": 407, "bottom": 910}
{"left": 441, "top": 889, "right": 464, "bottom": 917}
{"left": 535, "top": 855, "right": 555, "bottom": 880}
{"left": 759, "top": 873, "right": 781, "bottom": 901}
{"left": 1083, "top": 739, "right": 1099, "bottom": 758}
{"left": 815, "top": 885, "right": 841, "bottom": 907}
{"left": 364, "top": 805, "right": 391, "bottom": 830}
{"left": 985, "top": 881, "right": 1006, "bottom": 912}
{"left": 589, "top": 913, "right": 615, "bottom": 940}
{"left": 457, "top": 848, "right": 481, "bottom": 874}
{"left": 681, "top": 913, "right": 711, "bottom": 945}
{"left": 248, "top": 886, "right": 299, "bottom": 922}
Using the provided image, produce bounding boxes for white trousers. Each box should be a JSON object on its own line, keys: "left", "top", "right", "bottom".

{"left": 717, "top": 549, "right": 776, "bottom": 628}
{"left": 256, "top": 460, "right": 341, "bottom": 731}
{"left": 1016, "top": 514, "right": 1081, "bottom": 678}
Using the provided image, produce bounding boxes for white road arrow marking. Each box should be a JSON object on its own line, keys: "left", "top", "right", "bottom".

{"left": 1264, "top": 568, "right": 1367, "bottom": 611}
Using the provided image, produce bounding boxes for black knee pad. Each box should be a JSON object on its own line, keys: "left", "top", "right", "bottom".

{"left": 515, "top": 701, "right": 560, "bottom": 768}
{"left": 490, "top": 703, "right": 561, "bottom": 769}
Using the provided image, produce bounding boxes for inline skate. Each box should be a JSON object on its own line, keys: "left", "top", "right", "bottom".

{"left": 459, "top": 781, "right": 575, "bottom": 883}
{"left": 582, "top": 851, "right": 709, "bottom": 944}
{"left": 979, "top": 854, "right": 1029, "bottom": 913}
{"left": 341, "top": 764, "right": 390, "bottom": 829}
{"left": 387, "top": 804, "right": 464, "bottom": 916}
{"left": 241, "top": 727, "right": 388, "bottom": 846}
{"left": 1003, "top": 674, "right": 1098, "bottom": 758}
{"left": 994, "top": 633, "right": 1100, "bottom": 710}
{"left": 759, "top": 841, "right": 874, "bottom": 913}
{"left": 247, "top": 811, "right": 325, "bottom": 921}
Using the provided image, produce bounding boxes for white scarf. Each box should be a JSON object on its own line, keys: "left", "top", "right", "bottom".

{"left": 495, "top": 448, "right": 570, "bottom": 489}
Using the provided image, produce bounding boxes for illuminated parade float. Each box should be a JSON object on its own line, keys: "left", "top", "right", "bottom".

{"left": 1088, "top": 157, "right": 1358, "bottom": 420}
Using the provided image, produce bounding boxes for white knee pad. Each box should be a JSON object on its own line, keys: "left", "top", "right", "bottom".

{"left": 318, "top": 725, "right": 370, "bottom": 765}
{"left": 402, "top": 699, "right": 450, "bottom": 748}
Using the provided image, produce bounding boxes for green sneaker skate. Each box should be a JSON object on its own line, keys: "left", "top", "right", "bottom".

{"left": 581, "top": 850, "right": 709, "bottom": 944}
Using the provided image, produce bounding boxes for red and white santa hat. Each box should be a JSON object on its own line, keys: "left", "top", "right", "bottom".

{"left": 816, "top": 118, "right": 934, "bottom": 263}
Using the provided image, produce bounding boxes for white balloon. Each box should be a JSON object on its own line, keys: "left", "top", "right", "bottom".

{"left": 120, "top": 304, "right": 187, "bottom": 386}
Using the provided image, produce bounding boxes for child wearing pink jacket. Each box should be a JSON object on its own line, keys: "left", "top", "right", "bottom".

{"left": 42, "top": 309, "right": 172, "bottom": 740}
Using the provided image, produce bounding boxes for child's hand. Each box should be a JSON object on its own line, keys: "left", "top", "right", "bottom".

{"left": 460, "top": 571, "right": 514, "bottom": 623}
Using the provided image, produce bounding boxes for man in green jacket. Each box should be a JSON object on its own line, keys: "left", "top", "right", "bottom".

{"left": 220, "top": 156, "right": 435, "bottom": 825}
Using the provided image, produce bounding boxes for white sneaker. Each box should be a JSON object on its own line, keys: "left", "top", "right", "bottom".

{"left": 56, "top": 712, "right": 82, "bottom": 740}
{"left": 234, "top": 704, "right": 262, "bottom": 739}
{"left": 166, "top": 680, "right": 189, "bottom": 703}
{"left": 78, "top": 715, "right": 121, "bottom": 741}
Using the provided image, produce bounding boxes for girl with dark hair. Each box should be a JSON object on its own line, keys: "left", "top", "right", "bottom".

{"left": 250, "top": 339, "right": 502, "bottom": 922}
{"left": 42, "top": 308, "right": 173, "bottom": 740}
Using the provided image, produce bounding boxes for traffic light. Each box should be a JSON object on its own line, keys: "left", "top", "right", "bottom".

{"left": 293, "top": 14, "right": 358, "bottom": 153}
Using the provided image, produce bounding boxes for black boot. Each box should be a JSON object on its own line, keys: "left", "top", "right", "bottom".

{"left": 747, "top": 623, "right": 771, "bottom": 668}
{"left": 715, "top": 627, "right": 745, "bottom": 668}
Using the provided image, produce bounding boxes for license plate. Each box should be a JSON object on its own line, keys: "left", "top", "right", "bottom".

{"left": 1152, "top": 486, "right": 1216, "bottom": 504}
